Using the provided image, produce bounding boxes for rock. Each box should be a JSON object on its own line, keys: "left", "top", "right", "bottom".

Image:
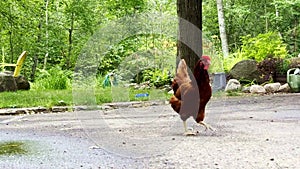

{"left": 33, "top": 107, "right": 49, "bottom": 114}
{"left": 242, "top": 86, "right": 251, "bottom": 93}
{"left": 263, "top": 83, "right": 281, "bottom": 93}
{"left": 225, "top": 79, "right": 241, "bottom": 92}
{"left": 0, "top": 73, "right": 18, "bottom": 92}
{"left": 229, "top": 60, "right": 264, "bottom": 84}
{"left": 101, "top": 105, "right": 114, "bottom": 110}
{"left": 56, "top": 100, "right": 67, "bottom": 106}
{"left": 277, "top": 83, "right": 290, "bottom": 93}
{"left": 3, "top": 71, "right": 13, "bottom": 75}
{"left": 250, "top": 85, "right": 266, "bottom": 94}
{"left": 0, "top": 71, "right": 30, "bottom": 92}
{"left": 14, "top": 75, "right": 30, "bottom": 90}
{"left": 51, "top": 107, "right": 69, "bottom": 112}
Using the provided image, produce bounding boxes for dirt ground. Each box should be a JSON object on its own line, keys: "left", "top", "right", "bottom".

{"left": 0, "top": 93, "right": 299, "bottom": 169}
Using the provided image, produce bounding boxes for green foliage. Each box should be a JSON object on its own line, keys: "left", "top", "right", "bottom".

{"left": 2, "top": 0, "right": 300, "bottom": 88}
{"left": 223, "top": 51, "right": 245, "bottom": 73}
{"left": 32, "top": 67, "right": 72, "bottom": 90}
{"left": 240, "top": 32, "right": 288, "bottom": 62}
{"left": 136, "top": 68, "right": 171, "bottom": 87}
{"left": 98, "top": 35, "right": 145, "bottom": 74}
{"left": 276, "top": 59, "right": 291, "bottom": 75}
{"left": 222, "top": 32, "right": 289, "bottom": 73}
{"left": 103, "top": 0, "right": 147, "bottom": 18}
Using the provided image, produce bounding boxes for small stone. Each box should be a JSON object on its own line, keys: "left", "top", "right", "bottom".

{"left": 225, "top": 79, "right": 242, "bottom": 92}
{"left": 51, "top": 106, "right": 68, "bottom": 112}
{"left": 277, "top": 83, "right": 290, "bottom": 93}
{"left": 264, "top": 83, "right": 281, "bottom": 93}
{"left": 242, "top": 87, "right": 251, "bottom": 93}
{"left": 101, "top": 105, "right": 113, "bottom": 110}
{"left": 250, "top": 85, "right": 266, "bottom": 94}
{"left": 57, "top": 100, "right": 67, "bottom": 106}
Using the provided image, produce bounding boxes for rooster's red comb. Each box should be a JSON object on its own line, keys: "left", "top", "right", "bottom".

{"left": 201, "top": 55, "right": 211, "bottom": 61}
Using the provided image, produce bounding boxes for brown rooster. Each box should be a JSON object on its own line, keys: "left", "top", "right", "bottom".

{"left": 170, "top": 56, "right": 214, "bottom": 135}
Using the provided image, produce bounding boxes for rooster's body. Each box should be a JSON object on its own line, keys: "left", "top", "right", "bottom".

{"left": 170, "top": 56, "right": 213, "bottom": 135}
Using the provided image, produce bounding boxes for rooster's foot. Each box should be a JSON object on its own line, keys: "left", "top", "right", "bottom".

{"left": 183, "top": 129, "right": 196, "bottom": 136}
{"left": 198, "top": 121, "right": 215, "bottom": 131}
{"left": 183, "top": 121, "right": 196, "bottom": 136}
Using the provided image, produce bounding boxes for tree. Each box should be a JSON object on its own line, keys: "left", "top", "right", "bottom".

{"left": 177, "top": 0, "right": 203, "bottom": 69}
{"left": 216, "top": 0, "right": 229, "bottom": 57}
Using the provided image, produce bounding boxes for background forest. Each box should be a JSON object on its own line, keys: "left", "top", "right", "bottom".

{"left": 0, "top": 0, "right": 299, "bottom": 90}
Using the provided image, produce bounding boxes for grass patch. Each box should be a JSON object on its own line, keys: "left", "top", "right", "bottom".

{"left": 0, "top": 141, "right": 28, "bottom": 156}
{"left": 0, "top": 86, "right": 246, "bottom": 109}
{"left": 0, "top": 87, "right": 170, "bottom": 109}
{"left": 0, "top": 90, "right": 73, "bottom": 108}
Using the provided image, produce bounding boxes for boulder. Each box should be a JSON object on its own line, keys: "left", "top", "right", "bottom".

{"left": 250, "top": 85, "right": 266, "bottom": 94}
{"left": 225, "top": 79, "right": 241, "bottom": 92}
{"left": 0, "top": 73, "right": 18, "bottom": 92}
{"left": 263, "top": 83, "right": 281, "bottom": 93}
{"left": 14, "top": 75, "right": 30, "bottom": 90}
{"left": 0, "top": 71, "right": 30, "bottom": 92}
{"left": 229, "top": 60, "right": 264, "bottom": 84}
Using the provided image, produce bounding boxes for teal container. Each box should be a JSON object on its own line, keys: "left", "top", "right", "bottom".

{"left": 287, "top": 68, "right": 300, "bottom": 92}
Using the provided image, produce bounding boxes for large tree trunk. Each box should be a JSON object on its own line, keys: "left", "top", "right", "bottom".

{"left": 216, "top": 0, "right": 229, "bottom": 57}
{"left": 177, "top": 0, "right": 203, "bottom": 70}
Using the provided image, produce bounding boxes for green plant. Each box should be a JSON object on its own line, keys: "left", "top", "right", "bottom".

{"left": 32, "top": 67, "right": 72, "bottom": 90}
{"left": 276, "top": 59, "right": 291, "bottom": 75}
{"left": 223, "top": 51, "right": 245, "bottom": 73}
{"left": 240, "top": 32, "right": 288, "bottom": 62}
{"left": 140, "top": 68, "right": 171, "bottom": 87}
{"left": 223, "top": 32, "right": 289, "bottom": 73}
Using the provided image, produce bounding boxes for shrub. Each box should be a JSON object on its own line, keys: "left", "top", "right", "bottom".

{"left": 223, "top": 32, "right": 289, "bottom": 73}
{"left": 223, "top": 51, "right": 245, "bottom": 73}
{"left": 135, "top": 68, "right": 171, "bottom": 88}
{"left": 240, "top": 32, "right": 288, "bottom": 62}
{"left": 257, "top": 57, "right": 291, "bottom": 82}
{"left": 32, "top": 67, "right": 72, "bottom": 90}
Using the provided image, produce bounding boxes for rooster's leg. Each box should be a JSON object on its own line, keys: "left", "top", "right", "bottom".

{"left": 198, "top": 121, "right": 215, "bottom": 131}
{"left": 183, "top": 120, "right": 196, "bottom": 136}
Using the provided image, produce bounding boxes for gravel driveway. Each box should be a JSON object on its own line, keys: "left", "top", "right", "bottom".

{"left": 0, "top": 93, "right": 299, "bottom": 168}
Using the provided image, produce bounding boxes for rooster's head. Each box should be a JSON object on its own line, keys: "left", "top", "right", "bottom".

{"left": 200, "top": 55, "right": 211, "bottom": 70}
